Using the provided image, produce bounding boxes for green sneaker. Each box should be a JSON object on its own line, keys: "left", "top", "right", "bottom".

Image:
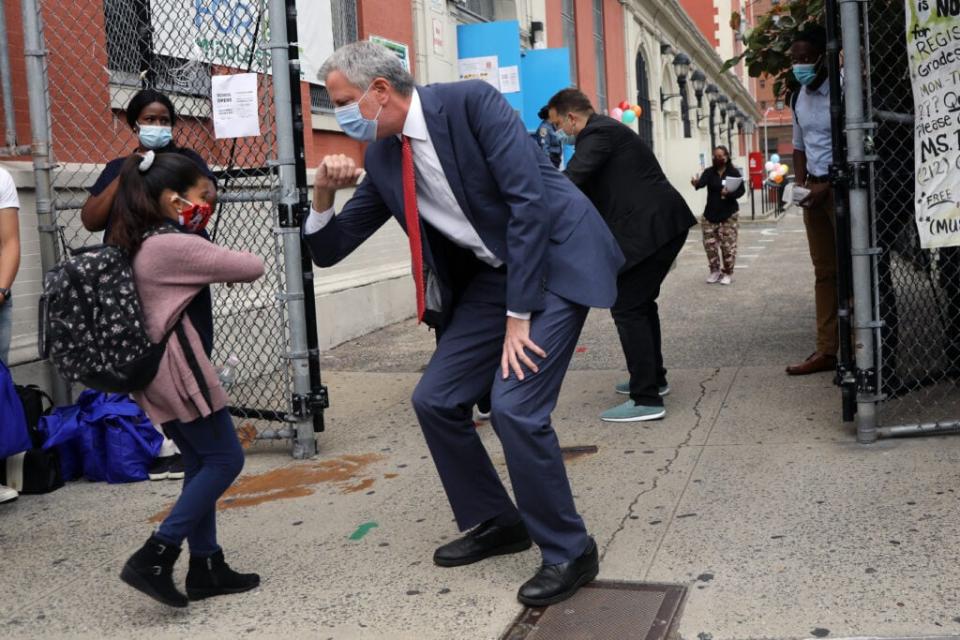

{"left": 600, "top": 401, "right": 666, "bottom": 423}
{"left": 615, "top": 382, "right": 671, "bottom": 397}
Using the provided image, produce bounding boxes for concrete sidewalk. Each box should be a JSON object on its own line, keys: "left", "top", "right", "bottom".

{"left": 6, "top": 210, "right": 960, "bottom": 639}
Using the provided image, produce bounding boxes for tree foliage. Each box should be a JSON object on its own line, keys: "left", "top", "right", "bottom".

{"left": 722, "top": 0, "right": 825, "bottom": 100}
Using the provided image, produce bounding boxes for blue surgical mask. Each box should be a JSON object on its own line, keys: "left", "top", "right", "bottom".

{"left": 559, "top": 132, "right": 577, "bottom": 146}
{"left": 792, "top": 63, "right": 819, "bottom": 86}
{"left": 334, "top": 87, "right": 382, "bottom": 142}
{"left": 138, "top": 125, "right": 172, "bottom": 150}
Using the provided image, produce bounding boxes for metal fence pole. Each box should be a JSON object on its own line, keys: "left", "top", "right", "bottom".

{"left": 21, "top": 0, "right": 69, "bottom": 406}
{"left": 839, "top": 0, "right": 878, "bottom": 443}
{"left": 825, "top": 0, "right": 856, "bottom": 422}
{"left": 268, "top": 0, "right": 316, "bottom": 458}
{"left": 283, "top": 0, "right": 329, "bottom": 436}
{"left": 0, "top": 0, "right": 19, "bottom": 149}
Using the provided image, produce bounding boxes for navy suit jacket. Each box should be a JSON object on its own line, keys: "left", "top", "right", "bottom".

{"left": 305, "top": 81, "right": 624, "bottom": 326}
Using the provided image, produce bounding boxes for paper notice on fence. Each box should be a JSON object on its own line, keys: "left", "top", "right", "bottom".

{"left": 458, "top": 56, "right": 500, "bottom": 90}
{"left": 906, "top": 1, "right": 960, "bottom": 249}
{"left": 499, "top": 66, "right": 521, "bottom": 93}
{"left": 211, "top": 74, "right": 260, "bottom": 139}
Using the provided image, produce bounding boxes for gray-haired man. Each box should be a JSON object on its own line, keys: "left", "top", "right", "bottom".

{"left": 305, "top": 41, "right": 625, "bottom": 605}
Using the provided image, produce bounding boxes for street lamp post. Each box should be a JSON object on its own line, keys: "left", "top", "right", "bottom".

{"left": 660, "top": 52, "right": 692, "bottom": 138}
{"left": 762, "top": 98, "right": 786, "bottom": 159}
{"left": 705, "top": 84, "right": 719, "bottom": 149}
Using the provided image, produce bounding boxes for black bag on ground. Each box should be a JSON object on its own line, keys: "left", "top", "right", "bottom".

{"left": 14, "top": 384, "right": 54, "bottom": 447}
{"left": 0, "top": 448, "right": 64, "bottom": 494}
{"left": 38, "top": 228, "right": 178, "bottom": 394}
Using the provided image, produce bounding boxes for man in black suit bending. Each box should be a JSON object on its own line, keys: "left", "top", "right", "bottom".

{"left": 548, "top": 89, "right": 697, "bottom": 423}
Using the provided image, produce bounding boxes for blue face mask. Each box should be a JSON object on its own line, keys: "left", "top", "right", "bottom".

{"left": 334, "top": 87, "right": 382, "bottom": 142}
{"left": 792, "top": 63, "right": 819, "bottom": 86}
{"left": 138, "top": 125, "right": 172, "bottom": 150}
{"left": 559, "top": 132, "right": 577, "bottom": 146}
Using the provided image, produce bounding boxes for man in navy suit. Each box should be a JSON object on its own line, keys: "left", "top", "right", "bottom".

{"left": 306, "top": 41, "right": 624, "bottom": 606}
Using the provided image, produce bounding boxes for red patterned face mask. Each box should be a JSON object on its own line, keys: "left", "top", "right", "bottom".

{"left": 175, "top": 195, "right": 214, "bottom": 232}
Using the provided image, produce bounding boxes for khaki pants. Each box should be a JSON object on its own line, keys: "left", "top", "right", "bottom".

{"left": 803, "top": 190, "right": 839, "bottom": 356}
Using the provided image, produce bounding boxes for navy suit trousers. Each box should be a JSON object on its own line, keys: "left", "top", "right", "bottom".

{"left": 411, "top": 269, "right": 590, "bottom": 564}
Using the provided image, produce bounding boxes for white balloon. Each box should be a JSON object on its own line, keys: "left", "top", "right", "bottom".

{"left": 765, "top": 161, "right": 776, "bottom": 172}
{"left": 768, "top": 171, "right": 778, "bottom": 181}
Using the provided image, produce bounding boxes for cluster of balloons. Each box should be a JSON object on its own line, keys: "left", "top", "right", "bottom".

{"left": 609, "top": 100, "right": 643, "bottom": 124}
{"left": 764, "top": 154, "right": 789, "bottom": 184}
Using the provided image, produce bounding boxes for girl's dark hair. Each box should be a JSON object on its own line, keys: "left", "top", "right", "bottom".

{"left": 110, "top": 153, "right": 205, "bottom": 255}
{"left": 125, "top": 89, "right": 178, "bottom": 129}
{"left": 713, "top": 145, "right": 732, "bottom": 167}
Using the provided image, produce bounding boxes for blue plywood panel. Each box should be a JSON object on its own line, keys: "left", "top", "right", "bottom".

{"left": 519, "top": 48, "right": 572, "bottom": 132}
{"left": 456, "top": 21, "right": 523, "bottom": 113}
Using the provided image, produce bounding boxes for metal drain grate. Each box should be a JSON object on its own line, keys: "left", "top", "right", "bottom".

{"left": 502, "top": 581, "right": 686, "bottom": 640}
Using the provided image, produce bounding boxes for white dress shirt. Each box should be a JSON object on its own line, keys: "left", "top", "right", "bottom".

{"left": 792, "top": 80, "right": 833, "bottom": 178}
{"left": 306, "top": 89, "right": 529, "bottom": 319}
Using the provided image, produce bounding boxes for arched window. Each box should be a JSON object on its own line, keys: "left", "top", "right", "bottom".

{"left": 635, "top": 51, "right": 653, "bottom": 150}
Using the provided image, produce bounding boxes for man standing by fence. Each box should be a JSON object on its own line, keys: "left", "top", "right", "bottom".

{"left": 786, "top": 25, "right": 839, "bottom": 377}
{"left": 304, "top": 41, "right": 624, "bottom": 606}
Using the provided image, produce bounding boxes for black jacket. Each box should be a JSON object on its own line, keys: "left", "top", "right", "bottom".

{"left": 694, "top": 164, "right": 746, "bottom": 223}
{"left": 564, "top": 114, "right": 697, "bottom": 269}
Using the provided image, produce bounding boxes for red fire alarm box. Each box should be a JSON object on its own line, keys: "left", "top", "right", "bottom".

{"left": 749, "top": 152, "right": 763, "bottom": 174}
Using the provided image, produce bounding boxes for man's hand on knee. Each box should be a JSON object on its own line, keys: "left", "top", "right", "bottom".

{"left": 501, "top": 317, "right": 547, "bottom": 381}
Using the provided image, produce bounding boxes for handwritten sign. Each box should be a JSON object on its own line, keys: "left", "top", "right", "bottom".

{"left": 907, "top": 0, "right": 960, "bottom": 248}
{"left": 150, "top": 0, "right": 331, "bottom": 78}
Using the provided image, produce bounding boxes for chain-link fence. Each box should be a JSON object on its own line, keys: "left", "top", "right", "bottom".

{"left": 23, "top": 0, "right": 322, "bottom": 455}
{"left": 835, "top": 0, "right": 960, "bottom": 440}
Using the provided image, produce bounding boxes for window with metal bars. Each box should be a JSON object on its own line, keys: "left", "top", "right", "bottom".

{"left": 103, "top": 0, "right": 211, "bottom": 97}
{"left": 561, "top": 0, "right": 577, "bottom": 83}
{"left": 458, "top": 0, "right": 496, "bottom": 21}
{"left": 312, "top": 0, "right": 359, "bottom": 114}
{"left": 635, "top": 52, "right": 654, "bottom": 150}
{"left": 592, "top": 0, "right": 607, "bottom": 114}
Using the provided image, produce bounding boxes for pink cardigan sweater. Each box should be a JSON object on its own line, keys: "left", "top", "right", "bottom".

{"left": 131, "top": 233, "right": 264, "bottom": 426}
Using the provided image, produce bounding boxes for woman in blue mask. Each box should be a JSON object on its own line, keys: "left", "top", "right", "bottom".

{"left": 80, "top": 89, "right": 218, "bottom": 235}
{"left": 79, "top": 88, "right": 220, "bottom": 481}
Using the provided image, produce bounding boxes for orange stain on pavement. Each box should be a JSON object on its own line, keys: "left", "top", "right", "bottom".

{"left": 148, "top": 453, "right": 384, "bottom": 523}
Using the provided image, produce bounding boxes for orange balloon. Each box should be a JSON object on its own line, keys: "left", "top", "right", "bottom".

{"left": 632, "top": 105, "right": 642, "bottom": 117}
{"left": 773, "top": 174, "right": 784, "bottom": 184}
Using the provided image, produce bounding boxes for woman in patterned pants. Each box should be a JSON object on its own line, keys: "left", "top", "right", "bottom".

{"left": 692, "top": 146, "right": 746, "bottom": 285}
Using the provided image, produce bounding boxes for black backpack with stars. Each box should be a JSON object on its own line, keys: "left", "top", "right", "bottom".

{"left": 38, "top": 226, "right": 183, "bottom": 394}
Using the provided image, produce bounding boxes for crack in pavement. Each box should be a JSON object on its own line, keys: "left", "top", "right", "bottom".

{"left": 598, "top": 367, "right": 723, "bottom": 563}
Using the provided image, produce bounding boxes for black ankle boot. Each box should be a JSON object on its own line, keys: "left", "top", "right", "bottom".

{"left": 185, "top": 550, "right": 260, "bottom": 601}
{"left": 120, "top": 535, "right": 188, "bottom": 608}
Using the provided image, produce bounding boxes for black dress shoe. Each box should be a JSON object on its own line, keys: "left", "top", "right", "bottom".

{"left": 517, "top": 537, "right": 599, "bottom": 607}
{"left": 433, "top": 519, "right": 532, "bottom": 567}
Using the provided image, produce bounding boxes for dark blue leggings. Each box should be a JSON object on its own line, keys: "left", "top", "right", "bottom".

{"left": 155, "top": 409, "right": 244, "bottom": 557}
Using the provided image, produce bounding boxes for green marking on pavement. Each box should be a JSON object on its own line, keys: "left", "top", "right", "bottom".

{"left": 349, "top": 521, "right": 379, "bottom": 540}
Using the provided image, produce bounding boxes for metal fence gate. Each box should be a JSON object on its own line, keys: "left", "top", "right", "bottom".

{"left": 21, "top": 0, "right": 325, "bottom": 457}
{"left": 835, "top": 0, "right": 960, "bottom": 442}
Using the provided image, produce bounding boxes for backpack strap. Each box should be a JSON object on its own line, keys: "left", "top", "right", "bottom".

{"left": 174, "top": 323, "right": 215, "bottom": 417}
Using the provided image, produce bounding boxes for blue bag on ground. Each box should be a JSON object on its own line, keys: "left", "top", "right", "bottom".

{"left": 39, "top": 404, "right": 84, "bottom": 481}
{"left": 40, "top": 390, "right": 162, "bottom": 483}
{"left": 0, "top": 360, "right": 32, "bottom": 459}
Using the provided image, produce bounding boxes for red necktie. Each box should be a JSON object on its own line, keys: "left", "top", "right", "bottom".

{"left": 401, "top": 135, "right": 425, "bottom": 323}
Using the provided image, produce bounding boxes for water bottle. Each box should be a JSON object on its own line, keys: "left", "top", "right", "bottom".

{"left": 218, "top": 355, "right": 240, "bottom": 388}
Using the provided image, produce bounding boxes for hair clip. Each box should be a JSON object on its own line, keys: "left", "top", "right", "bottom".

{"left": 138, "top": 150, "right": 155, "bottom": 172}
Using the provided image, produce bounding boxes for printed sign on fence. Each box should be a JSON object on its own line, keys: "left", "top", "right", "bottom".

{"left": 906, "top": 0, "right": 960, "bottom": 248}
{"left": 211, "top": 73, "right": 260, "bottom": 138}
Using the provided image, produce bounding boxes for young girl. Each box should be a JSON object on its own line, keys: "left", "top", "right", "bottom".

{"left": 113, "top": 151, "right": 264, "bottom": 607}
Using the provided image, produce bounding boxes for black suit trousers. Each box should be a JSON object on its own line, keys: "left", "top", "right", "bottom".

{"left": 612, "top": 231, "right": 688, "bottom": 405}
